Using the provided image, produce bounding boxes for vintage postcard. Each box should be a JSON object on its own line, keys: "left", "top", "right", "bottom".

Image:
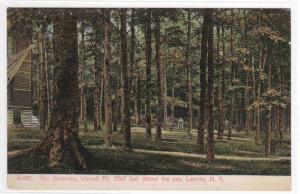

{"left": 2, "top": 0, "right": 296, "bottom": 192}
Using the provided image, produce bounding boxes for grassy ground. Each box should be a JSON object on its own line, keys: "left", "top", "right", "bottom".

{"left": 7, "top": 124, "right": 291, "bottom": 175}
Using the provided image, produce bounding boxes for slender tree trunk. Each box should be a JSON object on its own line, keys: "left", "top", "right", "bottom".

{"left": 120, "top": 9, "right": 132, "bottom": 150}
{"left": 278, "top": 65, "right": 283, "bottom": 144}
{"left": 45, "top": 35, "right": 52, "bottom": 130}
{"left": 228, "top": 9, "right": 235, "bottom": 140}
{"left": 171, "top": 62, "right": 175, "bottom": 130}
{"left": 217, "top": 25, "right": 225, "bottom": 140}
{"left": 145, "top": 10, "right": 152, "bottom": 141}
{"left": 265, "top": 44, "right": 272, "bottom": 156}
{"left": 251, "top": 54, "right": 256, "bottom": 132}
{"left": 129, "top": 10, "right": 139, "bottom": 125}
{"left": 114, "top": 69, "right": 122, "bottom": 132}
{"left": 93, "top": 24, "right": 102, "bottom": 132}
{"left": 163, "top": 64, "right": 168, "bottom": 128}
{"left": 206, "top": 9, "right": 215, "bottom": 161}
{"left": 38, "top": 25, "right": 48, "bottom": 132}
{"left": 197, "top": 9, "right": 208, "bottom": 153}
{"left": 154, "top": 10, "right": 163, "bottom": 143}
{"left": 79, "top": 22, "right": 87, "bottom": 132}
{"left": 81, "top": 87, "right": 87, "bottom": 132}
{"left": 136, "top": 76, "right": 142, "bottom": 124}
{"left": 256, "top": 45, "right": 267, "bottom": 144}
{"left": 244, "top": 10, "right": 249, "bottom": 135}
{"left": 104, "top": 10, "right": 113, "bottom": 147}
{"left": 113, "top": 80, "right": 119, "bottom": 132}
{"left": 129, "top": 9, "right": 135, "bottom": 120}
{"left": 186, "top": 9, "right": 193, "bottom": 135}
{"left": 101, "top": 77, "right": 105, "bottom": 124}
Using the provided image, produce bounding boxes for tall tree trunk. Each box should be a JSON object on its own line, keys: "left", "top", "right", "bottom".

{"left": 129, "top": 11, "right": 135, "bottom": 86}
{"left": 45, "top": 35, "right": 53, "bottom": 130}
{"left": 81, "top": 87, "right": 87, "bottom": 132}
{"left": 171, "top": 62, "right": 175, "bottom": 130}
{"left": 251, "top": 54, "right": 256, "bottom": 132}
{"left": 163, "top": 64, "right": 168, "bottom": 128}
{"left": 197, "top": 9, "right": 208, "bottom": 153}
{"left": 186, "top": 9, "right": 193, "bottom": 135}
{"left": 114, "top": 68, "right": 122, "bottom": 132}
{"left": 38, "top": 25, "right": 48, "bottom": 132}
{"left": 135, "top": 76, "right": 142, "bottom": 124}
{"left": 145, "top": 10, "right": 152, "bottom": 141}
{"left": 278, "top": 65, "right": 283, "bottom": 144}
{"left": 256, "top": 45, "right": 267, "bottom": 144}
{"left": 154, "top": 10, "right": 163, "bottom": 143}
{"left": 217, "top": 25, "right": 225, "bottom": 140}
{"left": 244, "top": 10, "right": 249, "bottom": 135}
{"left": 120, "top": 9, "right": 132, "bottom": 150}
{"left": 101, "top": 77, "right": 105, "bottom": 124}
{"left": 265, "top": 43, "right": 272, "bottom": 156}
{"left": 35, "top": 10, "right": 90, "bottom": 169}
{"left": 93, "top": 24, "right": 102, "bottom": 131}
{"left": 129, "top": 9, "right": 135, "bottom": 119}
{"left": 79, "top": 22, "right": 87, "bottom": 132}
{"left": 113, "top": 79, "right": 119, "bottom": 132}
{"left": 206, "top": 9, "right": 215, "bottom": 161}
{"left": 104, "top": 10, "right": 113, "bottom": 147}
{"left": 129, "top": 10, "right": 138, "bottom": 125}
{"left": 228, "top": 9, "right": 235, "bottom": 140}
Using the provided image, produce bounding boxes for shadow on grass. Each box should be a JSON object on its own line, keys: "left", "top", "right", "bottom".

{"left": 8, "top": 148, "right": 291, "bottom": 175}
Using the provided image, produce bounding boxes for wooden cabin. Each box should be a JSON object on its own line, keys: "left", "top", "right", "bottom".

{"left": 7, "top": 22, "right": 39, "bottom": 128}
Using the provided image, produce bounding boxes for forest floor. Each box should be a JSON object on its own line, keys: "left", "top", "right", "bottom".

{"left": 7, "top": 124, "right": 291, "bottom": 175}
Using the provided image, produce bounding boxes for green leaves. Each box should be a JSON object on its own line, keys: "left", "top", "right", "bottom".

{"left": 250, "top": 27, "right": 285, "bottom": 43}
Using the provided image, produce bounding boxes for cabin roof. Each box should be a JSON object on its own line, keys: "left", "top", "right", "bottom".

{"left": 7, "top": 44, "right": 34, "bottom": 84}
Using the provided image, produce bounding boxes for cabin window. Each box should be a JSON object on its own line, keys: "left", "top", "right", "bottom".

{"left": 8, "top": 80, "right": 14, "bottom": 103}
{"left": 13, "top": 109, "right": 21, "bottom": 124}
{"left": 7, "top": 36, "right": 15, "bottom": 57}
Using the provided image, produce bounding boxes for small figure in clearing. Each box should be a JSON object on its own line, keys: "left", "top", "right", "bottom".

{"left": 178, "top": 117, "right": 184, "bottom": 130}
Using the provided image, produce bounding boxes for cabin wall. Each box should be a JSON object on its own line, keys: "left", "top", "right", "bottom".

{"left": 7, "top": 35, "right": 32, "bottom": 109}
{"left": 7, "top": 29, "right": 36, "bottom": 128}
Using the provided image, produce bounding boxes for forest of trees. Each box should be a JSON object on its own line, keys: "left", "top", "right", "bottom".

{"left": 8, "top": 8, "right": 291, "bottom": 170}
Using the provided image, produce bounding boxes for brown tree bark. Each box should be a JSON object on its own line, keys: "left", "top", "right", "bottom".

{"left": 135, "top": 76, "right": 142, "bottom": 124}
{"left": 265, "top": 43, "right": 272, "bottom": 156}
{"left": 206, "top": 9, "right": 215, "bottom": 161}
{"left": 170, "top": 62, "right": 175, "bottom": 130}
{"left": 197, "top": 9, "right": 208, "bottom": 153}
{"left": 186, "top": 9, "right": 193, "bottom": 135}
{"left": 250, "top": 54, "right": 256, "bottom": 132}
{"left": 93, "top": 24, "right": 102, "bottom": 132}
{"left": 217, "top": 25, "right": 225, "bottom": 140}
{"left": 243, "top": 10, "right": 250, "bottom": 135}
{"left": 154, "top": 10, "right": 163, "bottom": 143}
{"left": 163, "top": 64, "right": 168, "bottom": 128}
{"left": 114, "top": 68, "right": 122, "bottom": 132}
{"left": 38, "top": 24, "right": 48, "bottom": 132}
{"left": 113, "top": 79, "right": 120, "bottom": 132}
{"left": 129, "top": 10, "right": 139, "bottom": 125}
{"left": 104, "top": 10, "right": 113, "bottom": 147}
{"left": 120, "top": 9, "right": 132, "bottom": 150}
{"left": 34, "top": 9, "right": 90, "bottom": 170}
{"left": 228, "top": 9, "right": 235, "bottom": 141}
{"left": 278, "top": 65, "right": 283, "bottom": 144}
{"left": 129, "top": 9, "right": 135, "bottom": 94}
{"left": 79, "top": 22, "right": 87, "bottom": 132}
{"left": 144, "top": 10, "right": 152, "bottom": 141}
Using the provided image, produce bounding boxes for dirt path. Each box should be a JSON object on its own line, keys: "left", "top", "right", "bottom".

{"left": 131, "top": 127, "right": 254, "bottom": 142}
{"left": 134, "top": 149, "right": 290, "bottom": 161}
{"left": 86, "top": 145, "right": 289, "bottom": 162}
{"left": 8, "top": 139, "right": 289, "bottom": 162}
